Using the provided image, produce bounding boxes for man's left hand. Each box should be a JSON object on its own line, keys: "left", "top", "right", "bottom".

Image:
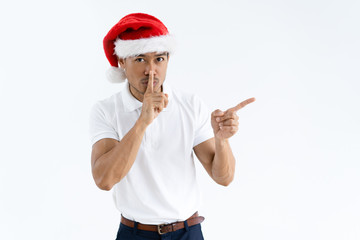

{"left": 211, "top": 97, "right": 256, "bottom": 140}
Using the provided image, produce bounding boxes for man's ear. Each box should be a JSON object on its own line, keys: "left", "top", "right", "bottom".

{"left": 118, "top": 57, "right": 126, "bottom": 68}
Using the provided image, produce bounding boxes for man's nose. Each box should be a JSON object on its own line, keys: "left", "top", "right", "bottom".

{"left": 145, "top": 62, "right": 156, "bottom": 75}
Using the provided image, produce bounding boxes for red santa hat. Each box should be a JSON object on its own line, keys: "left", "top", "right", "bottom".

{"left": 103, "top": 13, "right": 176, "bottom": 83}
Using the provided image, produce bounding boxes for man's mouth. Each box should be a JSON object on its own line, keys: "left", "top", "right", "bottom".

{"left": 143, "top": 81, "right": 158, "bottom": 86}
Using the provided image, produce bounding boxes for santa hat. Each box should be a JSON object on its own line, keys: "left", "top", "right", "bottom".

{"left": 103, "top": 13, "right": 176, "bottom": 83}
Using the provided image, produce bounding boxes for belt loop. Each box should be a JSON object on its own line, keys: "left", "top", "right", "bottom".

{"left": 184, "top": 220, "right": 189, "bottom": 232}
{"left": 133, "top": 221, "right": 138, "bottom": 236}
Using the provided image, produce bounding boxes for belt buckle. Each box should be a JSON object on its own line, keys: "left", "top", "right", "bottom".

{"left": 157, "top": 224, "right": 166, "bottom": 235}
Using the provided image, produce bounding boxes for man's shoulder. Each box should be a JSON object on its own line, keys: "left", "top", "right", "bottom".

{"left": 91, "top": 91, "right": 123, "bottom": 113}
{"left": 172, "top": 87, "right": 205, "bottom": 106}
{"left": 170, "top": 86, "right": 200, "bottom": 103}
{"left": 169, "top": 88, "right": 210, "bottom": 118}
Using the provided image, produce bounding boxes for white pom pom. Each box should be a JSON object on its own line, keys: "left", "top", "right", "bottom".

{"left": 106, "top": 66, "right": 127, "bottom": 83}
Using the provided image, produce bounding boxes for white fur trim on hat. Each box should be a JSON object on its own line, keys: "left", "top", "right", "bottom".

{"left": 106, "top": 66, "right": 127, "bottom": 83}
{"left": 114, "top": 34, "right": 176, "bottom": 59}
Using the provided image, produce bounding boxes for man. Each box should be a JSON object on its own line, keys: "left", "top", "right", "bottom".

{"left": 89, "top": 13, "right": 255, "bottom": 240}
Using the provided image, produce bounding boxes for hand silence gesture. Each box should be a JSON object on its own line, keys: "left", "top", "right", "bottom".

{"left": 139, "top": 71, "right": 169, "bottom": 126}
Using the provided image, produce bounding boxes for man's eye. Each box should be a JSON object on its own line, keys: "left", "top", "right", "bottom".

{"left": 157, "top": 57, "right": 164, "bottom": 62}
{"left": 135, "top": 58, "right": 144, "bottom": 62}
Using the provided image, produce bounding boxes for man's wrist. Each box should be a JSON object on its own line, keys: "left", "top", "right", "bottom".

{"left": 214, "top": 136, "right": 229, "bottom": 147}
{"left": 135, "top": 119, "right": 149, "bottom": 132}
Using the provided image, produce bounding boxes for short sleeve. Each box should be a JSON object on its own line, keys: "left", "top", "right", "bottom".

{"left": 193, "top": 95, "right": 214, "bottom": 147}
{"left": 89, "top": 102, "right": 119, "bottom": 146}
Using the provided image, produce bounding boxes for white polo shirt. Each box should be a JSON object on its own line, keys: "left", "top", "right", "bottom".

{"left": 89, "top": 81, "right": 213, "bottom": 224}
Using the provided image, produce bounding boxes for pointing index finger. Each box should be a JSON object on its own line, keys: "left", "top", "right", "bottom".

{"left": 229, "top": 97, "right": 256, "bottom": 112}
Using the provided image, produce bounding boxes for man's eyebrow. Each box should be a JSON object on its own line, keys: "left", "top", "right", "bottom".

{"left": 135, "top": 52, "right": 167, "bottom": 57}
{"left": 155, "top": 52, "right": 167, "bottom": 56}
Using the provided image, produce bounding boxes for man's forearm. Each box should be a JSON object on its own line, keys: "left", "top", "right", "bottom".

{"left": 212, "top": 137, "right": 236, "bottom": 186}
{"left": 93, "top": 120, "right": 148, "bottom": 190}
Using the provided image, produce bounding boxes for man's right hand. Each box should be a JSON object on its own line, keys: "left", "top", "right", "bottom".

{"left": 138, "top": 71, "right": 169, "bottom": 126}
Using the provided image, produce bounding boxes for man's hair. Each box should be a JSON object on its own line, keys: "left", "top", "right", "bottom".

{"left": 122, "top": 52, "right": 169, "bottom": 60}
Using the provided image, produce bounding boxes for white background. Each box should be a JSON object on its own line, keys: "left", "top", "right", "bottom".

{"left": 1, "top": 0, "right": 359, "bottom": 239}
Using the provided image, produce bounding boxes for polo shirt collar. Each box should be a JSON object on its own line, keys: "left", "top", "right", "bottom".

{"left": 122, "top": 81, "right": 173, "bottom": 112}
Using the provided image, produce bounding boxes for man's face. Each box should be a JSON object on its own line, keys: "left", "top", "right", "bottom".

{"left": 118, "top": 52, "right": 169, "bottom": 102}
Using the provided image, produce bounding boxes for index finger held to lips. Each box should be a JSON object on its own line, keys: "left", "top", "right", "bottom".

{"left": 146, "top": 71, "right": 154, "bottom": 93}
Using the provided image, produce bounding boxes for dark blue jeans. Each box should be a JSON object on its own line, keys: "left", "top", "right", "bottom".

{"left": 115, "top": 220, "right": 205, "bottom": 240}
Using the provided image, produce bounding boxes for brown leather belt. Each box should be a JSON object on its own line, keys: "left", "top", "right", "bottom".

{"left": 121, "top": 212, "right": 205, "bottom": 235}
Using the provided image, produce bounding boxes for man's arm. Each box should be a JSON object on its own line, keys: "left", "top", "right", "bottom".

{"left": 91, "top": 71, "right": 168, "bottom": 191}
{"left": 193, "top": 98, "right": 256, "bottom": 186}
{"left": 194, "top": 137, "right": 235, "bottom": 186}
{"left": 91, "top": 121, "right": 148, "bottom": 191}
